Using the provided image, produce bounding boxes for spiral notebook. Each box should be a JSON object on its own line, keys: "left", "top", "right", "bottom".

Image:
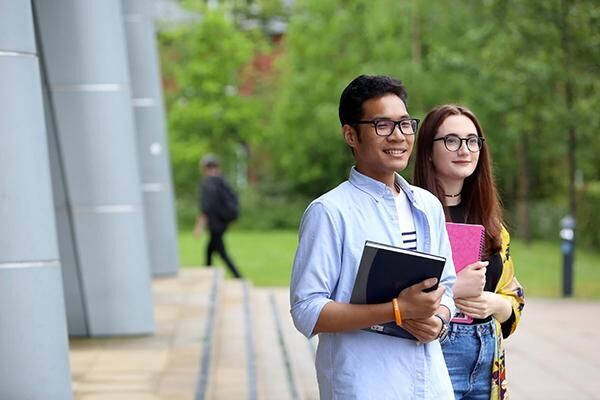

{"left": 445, "top": 222, "right": 485, "bottom": 324}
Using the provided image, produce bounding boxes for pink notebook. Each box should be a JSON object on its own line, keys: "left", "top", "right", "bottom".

{"left": 446, "top": 222, "right": 485, "bottom": 324}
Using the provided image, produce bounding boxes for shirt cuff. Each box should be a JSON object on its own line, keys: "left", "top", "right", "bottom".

{"left": 291, "top": 297, "right": 334, "bottom": 339}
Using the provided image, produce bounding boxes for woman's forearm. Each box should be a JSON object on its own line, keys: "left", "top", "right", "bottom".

{"left": 491, "top": 292, "right": 513, "bottom": 323}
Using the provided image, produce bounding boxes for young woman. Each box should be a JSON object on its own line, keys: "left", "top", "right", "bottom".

{"left": 413, "top": 104, "right": 525, "bottom": 400}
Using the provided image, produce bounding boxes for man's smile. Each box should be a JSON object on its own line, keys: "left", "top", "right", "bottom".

{"left": 383, "top": 148, "right": 408, "bottom": 156}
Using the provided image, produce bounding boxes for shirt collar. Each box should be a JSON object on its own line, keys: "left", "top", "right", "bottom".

{"left": 348, "top": 166, "right": 416, "bottom": 203}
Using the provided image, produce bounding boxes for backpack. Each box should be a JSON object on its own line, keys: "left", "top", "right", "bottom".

{"left": 217, "top": 180, "right": 239, "bottom": 223}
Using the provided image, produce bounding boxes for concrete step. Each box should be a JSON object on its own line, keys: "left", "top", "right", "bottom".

{"left": 204, "top": 279, "right": 252, "bottom": 400}
{"left": 271, "top": 288, "right": 319, "bottom": 400}
{"left": 71, "top": 267, "right": 223, "bottom": 400}
{"left": 70, "top": 268, "right": 322, "bottom": 400}
{"left": 67, "top": 270, "right": 600, "bottom": 399}
{"left": 201, "top": 284, "right": 319, "bottom": 400}
{"left": 156, "top": 267, "right": 222, "bottom": 399}
{"left": 251, "top": 288, "right": 294, "bottom": 400}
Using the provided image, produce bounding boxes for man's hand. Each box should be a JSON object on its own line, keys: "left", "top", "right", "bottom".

{"left": 453, "top": 261, "right": 488, "bottom": 299}
{"left": 402, "top": 316, "right": 442, "bottom": 343}
{"left": 194, "top": 214, "right": 206, "bottom": 238}
{"left": 396, "top": 278, "right": 445, "bottom": 320}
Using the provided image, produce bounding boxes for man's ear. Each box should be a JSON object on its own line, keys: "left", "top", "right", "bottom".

{"left": 342, "top": 124, "right": 358, "bottom": 148}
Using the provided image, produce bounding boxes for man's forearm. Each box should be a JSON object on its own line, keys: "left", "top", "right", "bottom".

{"left": 311, "top": 293, "right": 450, "bottom": 335}
{"left": 313, "top": 301, "right": 394, "bottom": 334}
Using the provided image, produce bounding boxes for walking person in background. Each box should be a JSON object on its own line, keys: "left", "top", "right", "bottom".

{"left": 194, "top": 154, "right": 243, "bottom": 278}
{"left": 290, "top": 75, "right": 458, "bottom": 399}
{"left": 413, "top": 104, "right": 525, "bottom": 400}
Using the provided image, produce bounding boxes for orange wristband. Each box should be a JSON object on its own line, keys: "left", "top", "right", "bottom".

{"left": 392, "top": 298, "right": 402, "bottom": 326}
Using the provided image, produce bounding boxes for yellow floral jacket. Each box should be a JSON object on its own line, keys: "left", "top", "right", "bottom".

{"left": 491, "top": 227, "right": 525, "bottom": 400}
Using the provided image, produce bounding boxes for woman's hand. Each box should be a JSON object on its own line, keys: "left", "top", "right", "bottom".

{"left": 455, "top": 291, "right": 512, "bottom": 321}
{"left": 452, "top": 261, "right": 488, "bottom": 299}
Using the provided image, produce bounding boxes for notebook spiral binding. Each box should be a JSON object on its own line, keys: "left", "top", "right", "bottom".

{"left": 478, "top": 231, "right": 485, "bottom": 259}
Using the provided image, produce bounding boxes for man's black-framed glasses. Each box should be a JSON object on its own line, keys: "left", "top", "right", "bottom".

{"left": 433, "top": 134, "right": 485, "bottom": 152}
{"left": 354, "top": 118, "right": 420, "bottom": 137}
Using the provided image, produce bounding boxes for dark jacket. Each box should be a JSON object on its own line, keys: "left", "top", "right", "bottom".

{"left": 199, "top": 175, "right": 230, "bottom": 233}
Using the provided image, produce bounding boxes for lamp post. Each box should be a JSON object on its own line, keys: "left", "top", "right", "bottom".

{"left": 560, "top": 215, "right": 576, "bottom": 297}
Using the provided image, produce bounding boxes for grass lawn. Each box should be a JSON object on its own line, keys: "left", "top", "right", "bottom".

{"left": 179, "top": 229, "right": 600, "bottom": 298}
{"left": 178, "top": 229, "right": 298, "bottom": 286}
{"left": 510, "top": 239, "right": 600, "bottom": 298}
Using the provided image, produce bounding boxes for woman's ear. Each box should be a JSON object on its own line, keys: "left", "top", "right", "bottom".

{"left": 342, "top": 124, "right": 358, "bottom": 148}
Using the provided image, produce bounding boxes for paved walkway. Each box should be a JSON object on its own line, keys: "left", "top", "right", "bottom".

{"left": 71, "top": 268, "right": 219, "bottom": 399}
{"left": 504, "top": 299, "right": 600, "bottom": 399}
{"left": 69, "top": 268, "right": 600, "bottom": 399}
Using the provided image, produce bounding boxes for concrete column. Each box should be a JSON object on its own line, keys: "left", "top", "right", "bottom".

{"left": 33, "top": 0, "right": 155, "bottom": 335}
{"left": 0, "top": 0, "right": 72, "bottom": 398}
{"left": 122, "top": 0, "right": 179, "bottom": 276}
{"left": 42, "top": 68, "right": 89, "bottom": 335}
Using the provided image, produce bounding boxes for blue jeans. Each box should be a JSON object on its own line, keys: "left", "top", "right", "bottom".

{"left": 441, "top": 320, "right": 495, "bottom": 400}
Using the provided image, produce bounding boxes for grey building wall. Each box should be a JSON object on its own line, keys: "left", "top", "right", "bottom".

{"left": 123, "top": 0, "right": 179, "bottom": 276}
{"left": 0, "top": 0, "right": 72, "bottom": 398}
{"left": 34, "top": 0, "right": 155, "bottom": 335}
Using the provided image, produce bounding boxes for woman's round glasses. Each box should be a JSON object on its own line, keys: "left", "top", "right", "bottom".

{"left": 354, "top": 118, "right": 420, "bottom": 136}
{"left": 433, "top": 134, "right": 485, "bottom": 152}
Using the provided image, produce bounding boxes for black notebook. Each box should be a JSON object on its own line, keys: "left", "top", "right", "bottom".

{"left": 350, "top": 240, "right": 446, "bottom": 340}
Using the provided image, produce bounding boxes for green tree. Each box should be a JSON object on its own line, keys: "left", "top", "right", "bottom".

{"left": 158, "top": 0, "right": 599, "bottom": 238}
{"left": 159, "top": 7, "right": 266, "bottom": 201}
{"left": 460, "top": 0, "right": 600, "bottom": 240}
{"left": 267, "top": 0, "right": 423, "bottom": 197}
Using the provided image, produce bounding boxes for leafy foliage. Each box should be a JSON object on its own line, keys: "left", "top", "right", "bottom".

{"left": 159, "top": 6, "right": 266, "bottom": 200}
{"left": 264, "top": 0, "right": 599, "bottom": 238}
{"left": 159, "top": 0, "right": 600, "bottom": 244}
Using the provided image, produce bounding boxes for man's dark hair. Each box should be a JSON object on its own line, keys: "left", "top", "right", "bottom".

{"left": 338, "top": 75, "right": 408, "bottom": 127}
{"left": 201, "top": 153, "right": 220, "bottom": 168}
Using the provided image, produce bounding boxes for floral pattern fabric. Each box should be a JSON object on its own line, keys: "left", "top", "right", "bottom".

{"left": 490, "top": 227, "right": 526, "bottom": 400}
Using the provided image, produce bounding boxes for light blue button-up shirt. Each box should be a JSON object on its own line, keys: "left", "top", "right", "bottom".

{"left": 290, "top": 167, "right": 456, "bottom": 400}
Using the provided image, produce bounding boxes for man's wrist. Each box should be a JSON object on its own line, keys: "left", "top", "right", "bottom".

{"left": 434, "top": 314, "right": 450, "bottom": 343}
{"left": 391, "top": 299, "right": 402, "bottom": 326}
{"left": 395, "top": 298, "right": 410, "bottom": 320}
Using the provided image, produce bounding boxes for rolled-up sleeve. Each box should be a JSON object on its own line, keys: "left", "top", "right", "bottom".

{"left": 290, "top": 202, "right": 341, "bottom": 338}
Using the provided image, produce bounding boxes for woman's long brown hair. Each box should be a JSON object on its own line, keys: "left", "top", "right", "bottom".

{"left": 413, "top": 104, "right": 503, "bottom": 257}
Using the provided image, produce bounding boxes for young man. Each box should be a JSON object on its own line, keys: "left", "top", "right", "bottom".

{"left": 290, "top": 75, "right": 456, "bottom": 399}
{"left": 194, "top": 154, "right": 242, "bottom": 278}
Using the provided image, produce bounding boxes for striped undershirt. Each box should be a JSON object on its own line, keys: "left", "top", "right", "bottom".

{"left": 394, "top": 184, "right": 417, "bottom": 250}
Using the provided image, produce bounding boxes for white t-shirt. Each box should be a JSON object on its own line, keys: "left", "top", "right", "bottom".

{"left": 394, "top": 188, "right": 417, "bottom": 250}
